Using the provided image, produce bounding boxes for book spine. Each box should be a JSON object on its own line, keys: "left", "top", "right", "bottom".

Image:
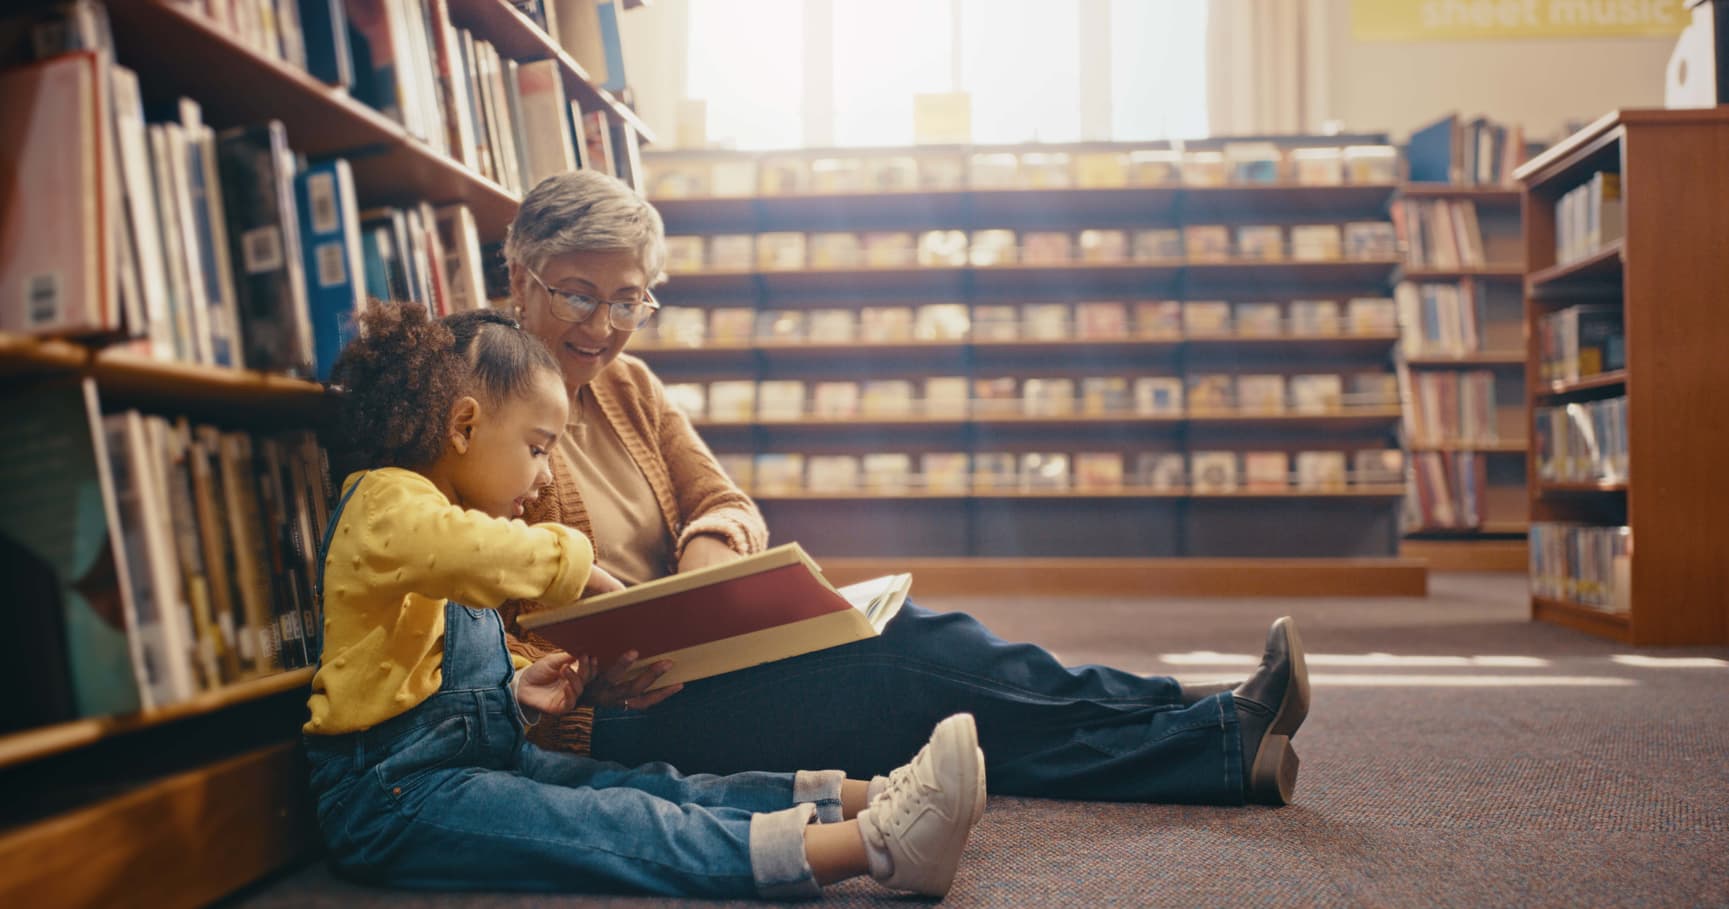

{"left": 216, "top": 121, "right": 316, "bottom": 376}
{"left": 295, "top": 159, "right": 366, "bottom": 380}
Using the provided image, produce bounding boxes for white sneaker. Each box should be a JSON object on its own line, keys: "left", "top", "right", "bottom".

{"left": 859, "top": 713, "right": 985, "bottom": 897}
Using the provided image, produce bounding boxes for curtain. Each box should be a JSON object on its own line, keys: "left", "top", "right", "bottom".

{"left": 1206, "top": 0, "right": 1320, "bottom": 136}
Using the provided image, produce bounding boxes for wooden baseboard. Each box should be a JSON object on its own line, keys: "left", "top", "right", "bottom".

{"left": 0, "top": 740, "right": 317, "bottom": 908}
{"left": 1401, "top": 538, "right": 1528, "bottom": 572}
{"left": 818, "top": 557, "right": 1428, "bottom": 597}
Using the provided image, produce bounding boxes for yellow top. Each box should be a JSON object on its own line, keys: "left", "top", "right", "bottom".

{"left": 303, "top": 467, "right": 595, "bottom": 735}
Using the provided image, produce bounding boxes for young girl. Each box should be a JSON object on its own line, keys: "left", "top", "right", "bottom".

{"left": 303, "top": 303, "right": 986, "bottom": 899}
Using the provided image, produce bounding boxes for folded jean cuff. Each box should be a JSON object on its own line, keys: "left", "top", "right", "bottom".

{"left": 793, "top": 769, "right": 847, "bottom": 824}
{"left": 749, "top": 802, "right": 822, "bottom": 900}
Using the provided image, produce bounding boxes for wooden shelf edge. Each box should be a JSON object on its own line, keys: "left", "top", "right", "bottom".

{"left": 1537, "top": 480, "right": 1628, "bottom": 495}
{"left": 816, "top": 557, "right": 1428, "bottom": 598}
{"left": 0, "top": 668, "right": 315, "bottom": 772}
{"left": 694, "top": 409, "right": 1401, "bottom": 430}
{"left": 1400, "top": 265, "right": 1527, "bottom": 280}
{"left": 1538, "top": 369, "right": 1627, "bottom": 398}
{"left": 1398, "top": 183, "right": 1523, "bottom": 202}
{"left": 1527, "top": 239, "right": 1625, "bottom": 290}
{"left": 651, "top": 182, "right": 1399, "bottom": 208}
{"left": 1403, "top": 351, "right": 1526, "bottom": 366}
{"left": 1532, "top": 596, "right": 1632, "bottom": 642}
{"left": 1408, "top": 441, "right": 1528, "bottom": 453}
{"left": 0, "top": 740, "right": 317, "bottom": 908}
{"left": 1400, "top": 537, "right": 1527, "bottom": 572}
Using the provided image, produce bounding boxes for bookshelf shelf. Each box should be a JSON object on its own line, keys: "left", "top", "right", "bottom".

{"left": 1519, "top": 108, "right": 1729, "bottom": 644}
{"left": 1398, "top": 183, "right": 1522, "bottom": 204}
{"left": 1399, "top": 265, "right": 1526, "bottom": 281}
{"left": 1403, "top": 351, "right": 1526, "bottom": 367}
{"left": 1184, "top": 333, "right": 1399, "bottom": 356}
{"left": 1409, "top": 440, "right": 1528, "bottom": 453}
{"left": 1527, "top": 240, "right": 1624, "bottom": 295}
{"left": 750, "top": 486, "right": 1405, "bottom": 502}
{"left": 0, "top": 669, "right": 314, "bottom": 773}
{"left": 1538, "top": 369, "right": 1627, "bottom": 398}
{"left": 1531, "top": 596, "right": 1632, "bottom": 641}
{"left": 107, "top": 0, "right": 522, "bottom": 239}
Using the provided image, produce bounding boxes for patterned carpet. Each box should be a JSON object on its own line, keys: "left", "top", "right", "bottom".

{"left": 228, "top": 574, "right": 1729, "bottom": 908}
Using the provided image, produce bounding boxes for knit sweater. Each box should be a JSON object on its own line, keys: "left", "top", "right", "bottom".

{"left": 500, "top": 353, "right": 769, "bottom": 753}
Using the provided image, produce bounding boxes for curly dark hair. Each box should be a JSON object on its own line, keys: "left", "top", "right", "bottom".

{"left": 329, "top": 303, "right": 562, "bottom": 469}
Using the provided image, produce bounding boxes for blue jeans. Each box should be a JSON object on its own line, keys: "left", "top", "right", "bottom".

{"left": 304, "top": 600, "right": 843, "bottom": 899}
{"left": 593, "top": 601, "right": 1248, "bottom": 804}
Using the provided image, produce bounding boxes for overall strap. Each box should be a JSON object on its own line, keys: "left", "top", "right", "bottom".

{"left": 312, "top": 472, "right": 366, "bottom": 661}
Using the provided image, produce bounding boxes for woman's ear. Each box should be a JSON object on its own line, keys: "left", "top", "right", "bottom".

{"left": 448, "top": 395, "right": 482, "bottom": 454}
{"left": 507, "top": 262, "right": 527, "bottom": 305}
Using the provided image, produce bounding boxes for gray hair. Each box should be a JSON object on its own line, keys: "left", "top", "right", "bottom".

{"left": 503, "top": 170, "right": 667, "bottom": 283}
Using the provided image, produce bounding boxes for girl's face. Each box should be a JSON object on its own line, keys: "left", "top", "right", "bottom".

{"left": 445, "top": 368, "right": 570, "bottom": 519}
{"left": 515, "top": 248, "right": 652, "bottom": 391}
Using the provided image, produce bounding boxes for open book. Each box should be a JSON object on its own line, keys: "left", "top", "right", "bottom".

{"left": 516, "top": 542, "right": 911, "bottom": 690}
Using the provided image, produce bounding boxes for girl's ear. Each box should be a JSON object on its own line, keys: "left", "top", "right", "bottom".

{"left": 448, "top": 395, "right": 482, "bottom": 454}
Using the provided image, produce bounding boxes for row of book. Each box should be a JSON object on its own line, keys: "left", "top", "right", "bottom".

{"left": 0, "top": 379, "right": 330, "bottom": 734}
{"left": 663, "top": 223, "right": 1401, "bottom": 273}
{"left": 664, "top": 373, "right": 1400, "bottom": 423}
{"left": 1399, "top": 368, "right": 1502, "bottom": 447}
{"left": 1391, "top": 198, "right": 1493, "bottom": 268}
{"left": 645, "top": 142, "right": 1403, "bottom": 199}
{"left": 1537, "top": 304, "right": 1624, "bottom": 385}
{"left": 1404, "top": 451, "right": 1488, "bottom": 531}
{"left": 1554, "top": 172, "right": 1624, "bottom": 267}
{"left": 641, "top": 298, "right": 1403, "bottom": 348}
{"left": 1394, "top": 280, "right": 1505, "bottom": 357}
{"left": 715, "top": 449, "right": 1408, "bottom": 496}
{"left": 1405, "top": 114, "right": 1531, "bottom": 187}
{"left": 1535, "top": 397, "right": 1629, "bottom": 485}
{"left": 161, "top": 0, "right": 638, "bottom": 193}
{"left": 0, "top": 25, "right": 495, "bottom": 379}
{"left": 1530, "top": 522, "right": 1631, "bottom": 613}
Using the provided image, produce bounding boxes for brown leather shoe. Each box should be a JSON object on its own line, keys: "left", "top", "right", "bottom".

{"left": 1233, "top": 616, "right": 1310, "bottom": 805}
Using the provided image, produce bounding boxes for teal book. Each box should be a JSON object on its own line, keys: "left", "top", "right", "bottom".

{"left": 0, "top": 379, "right": 141, "bottom": 730}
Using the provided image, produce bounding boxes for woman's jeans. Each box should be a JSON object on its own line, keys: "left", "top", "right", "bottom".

{"left": 593, "top": 601, "right": 1249, "bottom": 804}
{"left": 304, "top": 601, "right": 843, "bottom": 899}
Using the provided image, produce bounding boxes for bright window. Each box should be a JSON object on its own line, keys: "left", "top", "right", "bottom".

{"left": 687, "top": 0, "right": 1208, "bottom": 149}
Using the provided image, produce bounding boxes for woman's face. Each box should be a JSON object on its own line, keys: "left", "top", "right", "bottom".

{"left": 515, "top": 248, "right": 652, "bottom": 391}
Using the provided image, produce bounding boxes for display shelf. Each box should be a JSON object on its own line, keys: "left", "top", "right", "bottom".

{"left": 1518, "top": 107, "right": 1729, "bottom": 644}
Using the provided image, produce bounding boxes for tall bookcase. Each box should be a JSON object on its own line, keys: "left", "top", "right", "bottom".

{"left": 1394, "top": 184, "right": 1529, "bottom": 572}
{"left": 638, "top": 138, "right": 1427, "bottom": 595}
{"left": 1516, "top": 108, "right": 1729, "bottom": 645}
{"left": 0, "top": 1, "right": 650, "bottom": 904}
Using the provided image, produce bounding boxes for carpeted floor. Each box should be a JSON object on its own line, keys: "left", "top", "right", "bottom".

{"left": 227, "top": 574, "right": 1729, "bottom": 908}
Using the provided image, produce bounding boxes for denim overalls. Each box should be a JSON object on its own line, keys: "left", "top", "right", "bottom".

{"left": 301, "top": 473, "right": 843, "bottom": 898}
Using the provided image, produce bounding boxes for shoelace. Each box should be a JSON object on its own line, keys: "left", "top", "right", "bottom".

{"left": 874, "top": 741, "right": 934, "bottom": 821}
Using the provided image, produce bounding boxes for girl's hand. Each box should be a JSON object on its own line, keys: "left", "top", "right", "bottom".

{"left": 516, "top": 651, "right": 597, "bottom": 717}
{"left": 584, "top": 564, "right": 627, "bottom": 595}
{"left": 578, "top": 649, "right": 683, "bottom": 711}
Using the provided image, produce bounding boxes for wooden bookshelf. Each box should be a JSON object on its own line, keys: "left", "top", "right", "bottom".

{"left": 2, "top": 0, "right": 654, "bottom": 904}
{"left": 1392, "top": 180, "right": 1531, "bottom": 567}
{"left": 646, "top": 141, "right": 1412, "bottom": 567}
{"left": 1516, "top": 108, "right": 1729, "bottom": 644}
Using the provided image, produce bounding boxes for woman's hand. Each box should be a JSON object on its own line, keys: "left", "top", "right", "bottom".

{"left": 577, "top": 649, "right": 684, "bottom": 711}
{"left": 515, "top": 651, "right": 597, "bottom": 717}
{"left": 677, "top": 535, "right": 742, "bottom": 574}
{"left": 584, "top": 564, "right": 627, "bottom": 595}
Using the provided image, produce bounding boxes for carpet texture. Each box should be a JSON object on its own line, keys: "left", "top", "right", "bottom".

{"left": 227, "top": 574, "right": 1729, "bottom": 908}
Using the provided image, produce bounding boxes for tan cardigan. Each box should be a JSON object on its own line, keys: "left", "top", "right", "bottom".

{"left": 500, "top": 353, "right": 768, "bottom": 753}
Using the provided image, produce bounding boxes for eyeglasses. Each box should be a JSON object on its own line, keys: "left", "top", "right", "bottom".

{"left": 526, "top": 267, "right": 660, "bottom": 331}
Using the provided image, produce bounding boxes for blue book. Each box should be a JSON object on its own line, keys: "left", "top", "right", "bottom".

{"left": 298, "top": 0, "right": 354, "bottom": 88}
{"left": 359, "top": 207, "right": 414, "bottom": 303}
{"left": 1406, "top": 114, "right": 1459, "bottom": 184}
{"left": 294, "top": 159, "right": 366, "bottom": 381}
{"left": 596, "top": 0, "right": 627, "bottom": 94}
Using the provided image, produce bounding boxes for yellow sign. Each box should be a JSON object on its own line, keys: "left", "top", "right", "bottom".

{"left": 1352, "top": 0, "right": 1688, "bottom": 40}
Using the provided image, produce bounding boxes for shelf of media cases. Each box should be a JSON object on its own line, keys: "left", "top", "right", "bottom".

{"left": 106, "top": 0, "right": 523, "bottom": 239}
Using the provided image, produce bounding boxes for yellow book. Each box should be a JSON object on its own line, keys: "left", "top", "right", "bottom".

{"left": 518, "top": 543, "right": 911, "bottom": 690}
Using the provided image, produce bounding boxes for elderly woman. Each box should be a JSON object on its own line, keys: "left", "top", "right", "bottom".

{"left": 499, "top": 170, "right": 1310, "bottom": 805}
